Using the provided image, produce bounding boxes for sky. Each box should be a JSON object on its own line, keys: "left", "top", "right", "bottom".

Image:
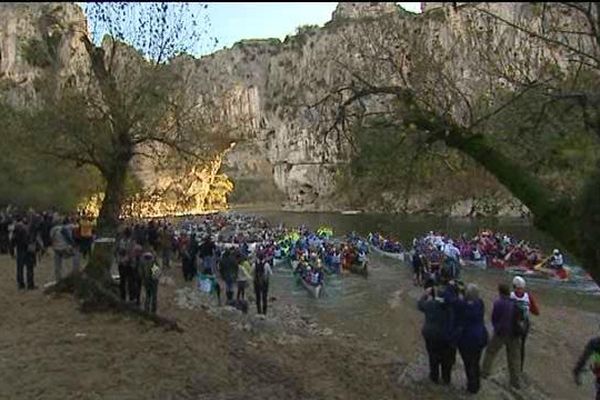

{"left": 82, "top": 2, "right": 423, "bottom": 58}
{"left": 201, "top": 2, "right": 423, "bottom": 55}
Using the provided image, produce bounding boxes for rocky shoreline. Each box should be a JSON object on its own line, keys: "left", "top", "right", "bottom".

{"left": 175, "top": 286, "right": 338, "bottom": 340}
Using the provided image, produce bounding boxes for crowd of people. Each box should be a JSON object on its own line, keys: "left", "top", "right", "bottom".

{"left": 281, "top": 229, "right": 370, "bottom": 286}
{"left": 2, "top": 206, "right": 599, "bottom": 397}
{"left": 412, "top": 230, "right": 570, "bottom": 280}
{"left": 1, "top": 207, "right": 95, "bottom": 290}
{"left": 368, "top": 232, "right": 403, "bottom": 253}
{"left": 114, "top": 214, "right": 276, "bottom": 315}
{"left": 417, "top": 271, "right": 540, "bottom": 394}
{"left": 411, "top": 233, "right": 463, "bottom": 287}
{"left": 355, "top": 229, "right": 574, "bottom": 289}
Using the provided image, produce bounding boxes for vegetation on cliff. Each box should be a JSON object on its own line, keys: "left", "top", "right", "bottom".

{"left": 314, "top": 2, "right": 600, "bottom": 283}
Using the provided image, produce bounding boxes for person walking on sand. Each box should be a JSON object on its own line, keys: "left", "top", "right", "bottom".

{"left": 139, "top": 243, "right": 160, "bottom": 314}
{"left": 237, "top": 255, "right": 252, "bottom": 301}
{"left": 50, "top": 217, "right": 75, "bottom": 282}
{"left": 456, "top": 283, "right": 488, "bottom": 394}
{"left": 115, "top": 227, "right": 135, "bottom": 302}
{"left": 10, "top": 216, "right": 42, "bottom": 290}
{"left": 78, "top": 215, "right": 94, "bottom": 259}
{"left": 417, "top": 281, "right": 457, "bottom": 385}
{"left": 511, "top": 276, "right": 540, "bottom": 372}
{"left": 481, "top": 283, "right": 522, "bottom": 389}
{"left": 253, "top": 252, "right": 272, "bottom": 315}
{"left": 219, "top": 248, "right": 239, "bottom": 303}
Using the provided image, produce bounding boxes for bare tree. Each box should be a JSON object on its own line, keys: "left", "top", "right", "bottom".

{"left": 13, "top": 2, "right": 227, "bottom": 237}
{"left": 2, "top": 2, "right": 227, "bottom": 326}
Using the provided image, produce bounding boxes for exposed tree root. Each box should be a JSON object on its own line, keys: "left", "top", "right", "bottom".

{"left": 45, "top": 272, "right": 183, "bottom": 333}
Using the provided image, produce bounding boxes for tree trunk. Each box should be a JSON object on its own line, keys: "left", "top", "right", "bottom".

{"left": 87, "top": 164, "right": 128, "bottom": 282}
{"left": 574, "top": 164, "right": 600, "bottom": 284}
{"left": 96, "top": 166, "right": 127, "bottom": 237}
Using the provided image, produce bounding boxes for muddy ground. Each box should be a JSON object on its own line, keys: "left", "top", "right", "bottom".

{"left": 0, "top": 252, "right": 598, "bottom": 400}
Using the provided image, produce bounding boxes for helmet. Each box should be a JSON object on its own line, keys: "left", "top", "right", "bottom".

{"left": 553, "top": 249, "right": 559, "bottom": 255}
{"left": 512, "top": 276, "right": 526, "bottom": 289}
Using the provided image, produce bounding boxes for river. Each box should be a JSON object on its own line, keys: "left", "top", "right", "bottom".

{"left": 241, "top": 210, "right": 600, "bottom": 366}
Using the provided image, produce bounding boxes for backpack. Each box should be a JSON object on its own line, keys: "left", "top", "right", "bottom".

{"left": 512, "top": 299, "right": 529, "bottom": 337}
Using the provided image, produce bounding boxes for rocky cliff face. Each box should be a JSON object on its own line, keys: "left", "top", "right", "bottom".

{"left": 179, "top": 1, "right": 540, "bottom": 216}
{"left": 0, "top": 3, "right": 90, "bottom": 106}
{"left": 1, "top": 2, "right": 579, "bottom": 217}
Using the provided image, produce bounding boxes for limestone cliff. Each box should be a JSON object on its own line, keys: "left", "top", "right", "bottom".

{"left": 1, "top": 2, "right": 584, "bottom": 217}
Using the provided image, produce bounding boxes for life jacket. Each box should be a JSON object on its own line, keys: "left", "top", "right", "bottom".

{"left": 550, "top": 254, "right": 564, "bottom": 269}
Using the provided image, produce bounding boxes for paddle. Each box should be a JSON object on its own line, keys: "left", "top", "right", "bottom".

{"left": 534, "top": 255, "right": 552, "bottom": 271}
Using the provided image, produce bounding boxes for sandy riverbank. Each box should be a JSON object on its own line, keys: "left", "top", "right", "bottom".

{"left": 0, "top": 250, "right": 598, "bottom": 399}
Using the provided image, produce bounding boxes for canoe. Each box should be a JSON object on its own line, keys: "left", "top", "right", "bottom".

{"left": 369, "top": 244, "right": 405, "bottom": 262}
{"left": 298, "top": 275, "right": 323, "bottom": 298}
{"left": 460, "top": 259, "right": 487, "bottom": 270}
{"left": 505, "top": 265, "right": 599, "bottom": 292}
{"left": 341, "top": 210, "right": 361, "bottom": 215}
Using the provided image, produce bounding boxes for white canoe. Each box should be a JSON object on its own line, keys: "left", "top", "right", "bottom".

{"left": 300, "top": 277, "right": 323, "bottom": 298}
{"left": 341, "top": 210, "right": 361, "bottom": 215}
{"left": 369, "top": 244, "right": 405, "bottom": 262}
{"left": 460, "top": 259, "right": 487, "bottom": 270}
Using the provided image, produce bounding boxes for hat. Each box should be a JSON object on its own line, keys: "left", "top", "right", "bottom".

{"left": 553, "top": 249, "right": 559, "bottom": 255}
{"left": 512, "top": 276, "right": 526, "bottom": 289}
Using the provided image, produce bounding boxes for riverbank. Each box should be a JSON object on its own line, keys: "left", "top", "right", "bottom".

{"left": 0, "top": 253, "right": 418, "bottom": 400}
{"left": 0, "top": 244, "right": 598, "bottom": 399}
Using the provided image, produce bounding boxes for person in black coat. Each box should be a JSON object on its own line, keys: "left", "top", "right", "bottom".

{"left": 219, "top": 249, "right": 239, "bottom": 302}
{"left": 456, "top": 283, "right": 488, "bottom": 394}
{"left": 10, "top": 216, "right": 40, "bottom": 290}
{"left": 418, "top": 283, "right": 457, "bottom": 385}
{"left": 181, "top": 233, "right": 198, "bottom": 282}
{"left": 0, "top": 213, "right": 11, "bottom": 254}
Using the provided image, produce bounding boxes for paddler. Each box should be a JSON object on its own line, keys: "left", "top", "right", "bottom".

{"left": 549, "top": 249, "right": 564, "bottom": 270}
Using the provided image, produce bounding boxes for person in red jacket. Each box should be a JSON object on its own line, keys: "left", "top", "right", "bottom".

{"left": 511, "top": 276, "right": 540, "bottom": 372}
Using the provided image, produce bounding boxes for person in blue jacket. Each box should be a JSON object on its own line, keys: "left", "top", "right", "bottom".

{"left": 456, "top": 283, "right": 489, "bottom": 394}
